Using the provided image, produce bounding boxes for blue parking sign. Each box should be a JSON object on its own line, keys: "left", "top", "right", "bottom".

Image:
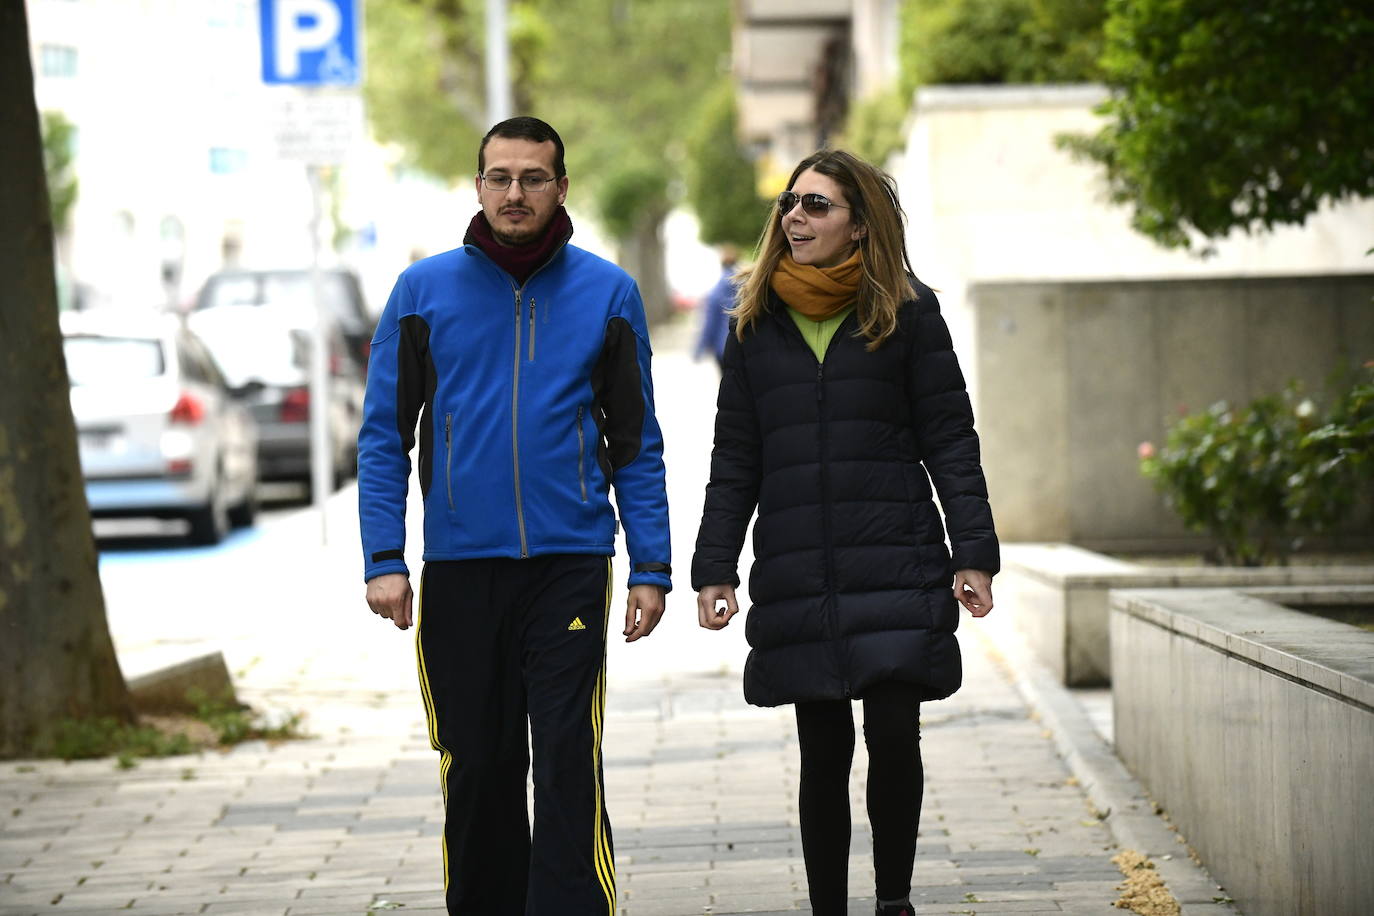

{"left": 260, "top": 0, "right": 361, "bottom": 87}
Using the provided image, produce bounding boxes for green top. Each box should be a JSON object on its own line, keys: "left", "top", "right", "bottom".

{"left": 787, "top": 305, "right": 855, "bottom": 362}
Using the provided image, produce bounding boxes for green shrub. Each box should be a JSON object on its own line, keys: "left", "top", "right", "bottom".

{"left": 51, "top": 690, "right": 308, "bottom": 765}
{"left": 52, "top": 717, "right": 195, "bottom": 762}
{"left": 187, "top": 688, "right": 307, "bottom": 746}
{"left": 1140, "top": 366, "right": 1373, "bottom": 565}
{"left": 1289, "top": 365, "right": 1374, "bottom": 527}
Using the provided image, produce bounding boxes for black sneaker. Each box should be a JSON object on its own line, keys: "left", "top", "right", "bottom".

{"left": 876, "top": 904, "right": 913, "bottom": 916}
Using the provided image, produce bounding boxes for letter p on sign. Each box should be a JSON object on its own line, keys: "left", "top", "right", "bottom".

{"left": 260, "top": 0, "right": 360, "bottom": 87}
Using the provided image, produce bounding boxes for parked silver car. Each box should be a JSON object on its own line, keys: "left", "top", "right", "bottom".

{"left": 188, "top": 304, "right": 364, "bottom": 494}
{"left": 62, "top": 311, "right": 259, "bottom": 544}
{"left": 194, "top": 268, "right": 374, "bottom": 376}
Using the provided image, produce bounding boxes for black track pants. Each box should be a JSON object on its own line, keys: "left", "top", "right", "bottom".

{"left": 795, "top": 682, "right": 924, "bottom": 914}
{"left": 416, "top": 555, "right": 616, "bottom": 916}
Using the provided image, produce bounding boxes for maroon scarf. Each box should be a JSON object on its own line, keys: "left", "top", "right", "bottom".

{"left": 464, "top": 207, "right": 574, "bottom": 286}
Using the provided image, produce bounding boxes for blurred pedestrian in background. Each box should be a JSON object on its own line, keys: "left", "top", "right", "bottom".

{"left": 358, "top": 116, "right": 672, "bottom": 915}
{"left": 693, "top": 243, "right": 741, "bottom": 369}
{"left": 691, "top": 149, "right": 1000, "bottom": 916}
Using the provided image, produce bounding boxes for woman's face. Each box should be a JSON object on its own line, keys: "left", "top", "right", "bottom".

{"left": 781, "top": 168, "right": 865, "bottom": 269}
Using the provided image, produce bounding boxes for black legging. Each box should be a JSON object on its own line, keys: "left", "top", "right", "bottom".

{"left": 795, "top": 681, "right": 923, "bottom": 914}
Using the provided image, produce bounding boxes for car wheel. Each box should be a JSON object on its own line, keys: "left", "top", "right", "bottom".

{"left": 187, "top": 476, "right": 229, "bottom": 545}
{"left": 227, "top": 484, "right": 258, "bottom": 529}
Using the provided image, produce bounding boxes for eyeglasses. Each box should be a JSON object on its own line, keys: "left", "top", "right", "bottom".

{"left": 777, "top": 191, "right": 851, "bottom": 217}
{"left": 480, "top": 173, "right": 557, "bottom": 192}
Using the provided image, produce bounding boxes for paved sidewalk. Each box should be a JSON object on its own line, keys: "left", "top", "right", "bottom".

{"left": 1, "top": 316, "right": 1225, "bottom": 915}
{"left": 2, "top": 625, "right": 1131, "bottom": 916}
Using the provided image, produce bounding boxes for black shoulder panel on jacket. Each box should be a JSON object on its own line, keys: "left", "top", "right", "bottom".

{"left": 397, "top": 314, "right": 437, "bottom": 498}
{"left": 590, "top": 316, "right": 644, "bottom": 472}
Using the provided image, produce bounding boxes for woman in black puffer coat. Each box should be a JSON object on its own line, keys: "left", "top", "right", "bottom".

{"left": 692, "top": 150, "right": 999, "bottom": 916}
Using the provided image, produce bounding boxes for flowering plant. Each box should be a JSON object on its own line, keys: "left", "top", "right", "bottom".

{"left": 1139, "top": 365, "right": 1373, "bottom": 566}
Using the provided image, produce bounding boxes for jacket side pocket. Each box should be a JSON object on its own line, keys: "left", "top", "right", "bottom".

{"left": 576, "top": 405, "right": 588, "bottom": 503}
{"left": 444, "top": 412, "right": 455, "bottom": 512}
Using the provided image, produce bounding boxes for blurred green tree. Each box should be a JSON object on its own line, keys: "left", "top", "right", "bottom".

{"left": 1, "top": 2, "right": 134, "bottom": 758}
{"left": 364, "top": 0, "right": 733, "bottom": 323}
{"left": 839, "top": 86, "right": 909, "bottom": 169}
{"left": 684, "top": 79, "right": 766, "bottom": 251}
{"left": 529, "top": 0, "right": 732, "bottom": 322}
{"left": 40, "top": 110, "right": 78, "bottom": 236}
{"left": 1059, "top": 0, "right": 1374, "bottom": 249}
{"left": 899, "top": 0, "right": 1104, "bottom": 92}
{"left": 843, "top": 0, "right": 1104, "bottom": 164}
{"left": 363, "top": 0, "right": 548, "bottom": 179}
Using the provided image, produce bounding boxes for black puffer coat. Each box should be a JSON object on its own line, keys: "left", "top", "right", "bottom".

{"left": 691, "top": 283, "right": 999, "bottom": 707}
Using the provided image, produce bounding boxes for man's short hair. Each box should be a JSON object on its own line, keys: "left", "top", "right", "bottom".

{"left": 478, "top": 117, "right": 566, "bottom": 178}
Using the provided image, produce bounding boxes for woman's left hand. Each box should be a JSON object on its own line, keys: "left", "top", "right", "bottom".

{"left": 953, "top": 569, "right": 994, "bottom": 617}
{"left": 697, "top": 584, "right": 740, "bottom": 629}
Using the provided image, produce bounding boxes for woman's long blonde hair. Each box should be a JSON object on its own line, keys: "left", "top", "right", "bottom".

{"left": 732, "top": 150, "right": 916, "bottom": 350}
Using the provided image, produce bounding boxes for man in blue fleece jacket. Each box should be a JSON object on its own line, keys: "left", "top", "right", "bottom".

{"left": 358, "top": 117, "right": 670, "bottom": 915}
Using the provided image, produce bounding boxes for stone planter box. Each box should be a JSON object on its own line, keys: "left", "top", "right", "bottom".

{"left": 1000, "top": 543, "right": 1374, "bottom": 686}
{"left": 1110, "top": 585, "right": 1374, "bottom": 916}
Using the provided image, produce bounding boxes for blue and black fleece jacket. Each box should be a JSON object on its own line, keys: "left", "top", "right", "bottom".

{"left": 357, "top": 241, "right": 671, "bottom": 591}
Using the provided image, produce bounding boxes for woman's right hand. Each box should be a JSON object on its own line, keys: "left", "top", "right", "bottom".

{"left": 697, "top": 584, "right": 739, "bottom": 630}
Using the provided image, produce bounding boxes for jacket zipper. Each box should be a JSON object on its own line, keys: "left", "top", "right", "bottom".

{"left": 485, "top": 246, "right": 564, "bottom": 561}
{"left": 444, "top": 413, "right": 455, "bottom": 511}
{"left": 576, "top": 405, "right": 587, "bottom": 502}
{"left": 812, "top": 320, "right": 852, "bottom": 698}
{"left": 511, "top": 287, "right": 529, "bottom": 555}
{"left": 528, "top": 297, "right": 537, "bottom": 361}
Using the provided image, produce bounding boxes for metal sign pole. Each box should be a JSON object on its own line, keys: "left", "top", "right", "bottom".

{"left": 486, "top": 0, "right": 512, "bottom": 123}
{"left": 307, "top": 162, "right": 331, "bottom": 544}
{"left": 259, "top": 0, "right": 362, "bottom": 546}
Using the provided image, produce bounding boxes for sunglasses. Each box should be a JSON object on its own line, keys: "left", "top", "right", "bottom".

{"left": 777, "top": 191, "right": 852, "bottom": 217}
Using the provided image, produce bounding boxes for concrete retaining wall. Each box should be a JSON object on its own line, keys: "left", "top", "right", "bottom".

{"left": 1002, "top": 544, "right": 1374, "bottom": 686}
{"left": 1110, "top": 586, "right": 1374, "bottom": 916}
{"left": 972, "top": 274, "right": 1374, "bottom": 549}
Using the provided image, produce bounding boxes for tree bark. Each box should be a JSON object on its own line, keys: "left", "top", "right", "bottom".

{"left": 0, "top": 1, "right": 133, "bottom": 759}
{"left": 616, "top": 207, "right": 672, "bottom": 328}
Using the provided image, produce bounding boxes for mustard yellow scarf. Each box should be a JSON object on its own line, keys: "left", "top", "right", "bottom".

{"left": 769, "top": 250, "right": 862, "bottom": 320}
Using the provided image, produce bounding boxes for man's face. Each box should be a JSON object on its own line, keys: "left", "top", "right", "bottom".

{"left": 476, "top": 137, "right": 568, "bottom": 246}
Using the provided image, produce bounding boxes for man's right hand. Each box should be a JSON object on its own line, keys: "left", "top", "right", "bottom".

{"left": 366, "top": 573, "right": 414, "bottom": 630}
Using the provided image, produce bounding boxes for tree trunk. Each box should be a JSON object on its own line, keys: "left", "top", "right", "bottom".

{"left": 616, "top": 207, "right": 672, "bottom": 327}
{"left": 0, "top": 1, "right": 133, "bottom": 759}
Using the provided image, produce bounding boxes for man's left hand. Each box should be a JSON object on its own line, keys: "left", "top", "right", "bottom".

{"left": 624, "top": 585, "right": 667, "bottom": 642}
